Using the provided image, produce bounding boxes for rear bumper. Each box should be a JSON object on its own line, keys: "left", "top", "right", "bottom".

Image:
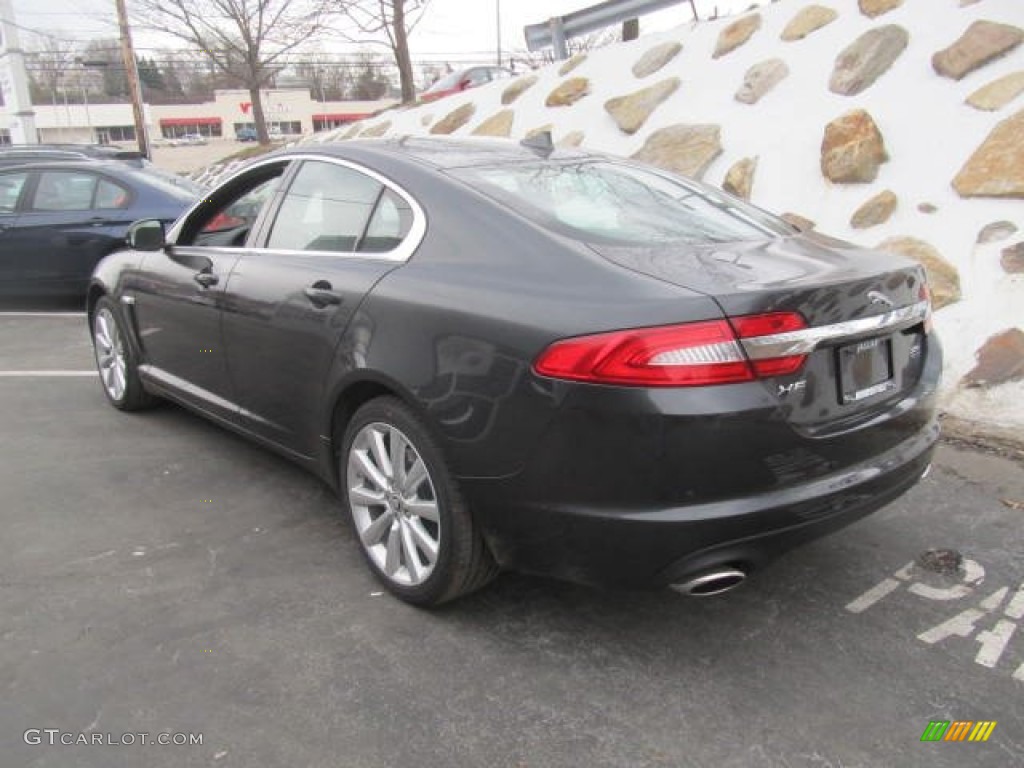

{"left": 465, "top": 417, "right": 938, "bottom": 588}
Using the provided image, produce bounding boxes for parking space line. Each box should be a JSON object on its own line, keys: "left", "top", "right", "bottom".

{"left": 0, "top": 312, "right": 86, "bottom": 318}
{"left": 0, "top": 371, "right": 96, "bottom": 377}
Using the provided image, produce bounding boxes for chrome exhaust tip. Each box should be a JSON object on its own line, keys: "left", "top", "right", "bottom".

{"left": 669, "top": 567, "right": 747, "bottom": 597}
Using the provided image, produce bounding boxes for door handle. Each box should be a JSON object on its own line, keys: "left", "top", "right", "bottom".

{"left": 303, "top": 282, "right": 343, "bottom": 308}
{"left": 194, "top": 271, "right": 219, "bottom": 287}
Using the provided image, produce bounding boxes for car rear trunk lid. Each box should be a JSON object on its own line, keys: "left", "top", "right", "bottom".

{"left": 590, "top": 233, "right": 933, "bottom": 431}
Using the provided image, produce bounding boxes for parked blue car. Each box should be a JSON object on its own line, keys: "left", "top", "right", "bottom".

{"left": 0, "top": 161, "right": 198, "bottom": 297}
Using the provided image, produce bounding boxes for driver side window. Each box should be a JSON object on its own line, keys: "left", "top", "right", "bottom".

{"left": 177, "top": 167, "right": 285, "bottom": 248}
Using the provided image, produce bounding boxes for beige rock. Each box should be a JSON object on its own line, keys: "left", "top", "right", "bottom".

{"left": 631, "top": 124, "right": 722, "bottom": 179}
{"left": 735, "top": 58, "right": 789, "bottom": 104}
{"left": 859, "top": 0, "right": 902, "bottom": 18}
{"left": 829, "top": 25, "right": 909, "bottom": 96}
{"left": 963, "top": 328, "right": 1024, "bottom": 388}
{"left": 546, "top": 78, "right": 590, "bottom": 107}
{"left": 1001, "top": 242, "right": 1024, "bottom": 273}
{"left": 966, "top": 71, "right": 1024, "bottom": 111}
{"left": 502, "top": 75, "right": 538, "bottom": 105}
{"left": 722, "top": 157, "right": 757, "bottom": 200}
{"left": 851, "top": 190, "right": 898, "bottom": 228}
{"left": 782, "top": 212, "right": 816, "bottom": 232}
{"left": 471, "top": 109, "right": 515, "bottom": 137}
{"left": 525, "top": 124, "right": 553, "bottom": 140}
{"left": 604, "top": 78, "right": 680, "bottom": 135}
{"left": 821, "top": 109, "right": 889, "bottom": 183}
{"left": 933, "top": 20, "right": 1024, "bottom": 81}
{"left": 713, "top": 14, "right": 762, "bottom": 59}
{"left": 632, "top": 41, "right": 683, "bottom": 78}
{"left": 782, "top": 5, "right": 838, "bottom": 41}
{"left": 360, "top": 121, "right": 391, "bottom": 138}
{"left": 559, "top": 53, "right": 587, "bottom": 76}
{"left": 558, "top": 131, "right": 586, "bottom": 148}
{"left": 342, "top": 123, "right": 363, "bottom": 140}
{"left": 953, "top": 108, "right": 1024, "bottom": 198}
{"left": 430, "top": 104, "right": 475, "bottom": 135}
{"left": 977, "top": 220, "right": 1019, "bottom": 243}
{"left": 876, "top": 237, "right": 961, "bottom": 310}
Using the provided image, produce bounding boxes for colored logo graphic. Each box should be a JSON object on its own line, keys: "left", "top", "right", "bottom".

{"left": 920, "top": 721, "right": 997, "bottom": 742}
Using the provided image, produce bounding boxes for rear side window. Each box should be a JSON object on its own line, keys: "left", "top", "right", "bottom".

{"left": 32, "top": 171, "right": 97, "bottom": 211}
{"left": 0, "top": 171, "right": 28, "bottom": 213}
{"left": 266, "top": 160, "right": 383, "bottom": 253}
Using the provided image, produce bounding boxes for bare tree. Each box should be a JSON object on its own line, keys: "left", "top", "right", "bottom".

{"left": 292, "top": 51, "right": 356, "bottom": 101}
{"left": 133, "top": 0, "right": 328, "bottom": 143}
{"left": 25, "top": 34, "right": 81, "bottom": 105}
{"left": 334, "top": 1, "right": 431, "bottom": 104}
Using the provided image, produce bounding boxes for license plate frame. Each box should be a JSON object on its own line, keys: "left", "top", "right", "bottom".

{"left": 838, "top": 336, "right": 895, "bottom": 404}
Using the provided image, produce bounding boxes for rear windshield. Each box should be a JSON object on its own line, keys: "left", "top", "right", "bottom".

{"left": 451, "top": 160, "right": 794, "bottom": 245}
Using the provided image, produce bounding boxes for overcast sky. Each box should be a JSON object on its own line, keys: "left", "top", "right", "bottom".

{"left": 9, "top": 0, "right": 767, "bottom": 60}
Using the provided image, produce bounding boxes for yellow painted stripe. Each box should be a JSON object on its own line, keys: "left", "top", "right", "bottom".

{"left": 973, "top": 721, "right": 997, "bottom": 742}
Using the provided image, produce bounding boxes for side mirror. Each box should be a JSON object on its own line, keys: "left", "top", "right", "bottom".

{"left": 127, "top": 219, "right": 166, "bottom": 251}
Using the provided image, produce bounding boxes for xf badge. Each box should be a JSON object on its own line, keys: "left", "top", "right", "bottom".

{"left": 777, "top": 380, "right": 807, "bottom": 397}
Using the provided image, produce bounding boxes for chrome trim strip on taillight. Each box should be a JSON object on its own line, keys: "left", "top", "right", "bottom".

{"left": 740, "top": 300, "right": 930, "bottom": 360}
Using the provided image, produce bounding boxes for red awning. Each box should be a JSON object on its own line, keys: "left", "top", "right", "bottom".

{"left": 159, "top": 117, "right": 222, "bottom": 127}
{"left": 312, "top": 113, "right": 369, "bottom": 122}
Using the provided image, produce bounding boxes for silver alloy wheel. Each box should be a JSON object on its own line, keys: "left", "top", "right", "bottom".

{"left": 347, "top": 422, "right": 441, "bottom": 586}
{"left": 93, "top": 307, "right": 127, "bottom": 402}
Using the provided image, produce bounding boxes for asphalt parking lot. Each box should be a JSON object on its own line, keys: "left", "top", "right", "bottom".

{"left": 1, "top": 308, "right": 1022, "bottom": 768}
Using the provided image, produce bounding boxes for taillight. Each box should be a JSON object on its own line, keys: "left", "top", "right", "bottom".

{"left": 919, "top": 283, "right": 933, "bottom": 334}
{"left": 730, "top": 312, "right": 808, "bottom": 377}
{"left": 533, "top": 312, "right": 808, "bottom": 388}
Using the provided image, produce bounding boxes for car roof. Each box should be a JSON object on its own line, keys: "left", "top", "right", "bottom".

{"left": 276, "top": 137, "right": 595, "bottom": 172}
{"left": 0, "top": 143, "right": 133, "bottom": 153}
{"left": 0, "top": 159, "right": 132, "bottom": 173}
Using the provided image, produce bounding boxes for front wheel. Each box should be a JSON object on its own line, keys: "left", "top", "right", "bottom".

{"left": 341, "top": 397, "right": 497, "bottom": 606}
{"left": 91, "top": 296, "right": 155, "bottom": 411}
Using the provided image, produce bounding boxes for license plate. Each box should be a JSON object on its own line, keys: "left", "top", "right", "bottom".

{"left": 838, "top": 336, "right": 894, "bottom": 404}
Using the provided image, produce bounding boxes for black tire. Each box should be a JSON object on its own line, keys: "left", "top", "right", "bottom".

{"left": 91, "top": 296, "right": 156, "bottom": 411}
{"left": 341, "top": 396, "right": 498, "bottom": 606}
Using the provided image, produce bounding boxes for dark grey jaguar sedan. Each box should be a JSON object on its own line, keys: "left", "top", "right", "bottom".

{"left": 87, "top": 137, "right": 941, "bottom": 605}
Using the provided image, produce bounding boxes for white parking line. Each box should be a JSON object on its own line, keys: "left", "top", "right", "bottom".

{"left": 0, "top": 312, "right": 86, "bottom": 318}
{"left": 0, "top": 371, "right": 96, "bottom": 377}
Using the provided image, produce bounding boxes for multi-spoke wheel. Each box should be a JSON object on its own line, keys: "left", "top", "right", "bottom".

{"left": 91, "top": 296, "right": 155, "bottom": 411}
{"left": 349, "top": 422, "right": 440, "bottom": 586}
{"left": 342, "top": 397, "right": 498, "bottom": 605}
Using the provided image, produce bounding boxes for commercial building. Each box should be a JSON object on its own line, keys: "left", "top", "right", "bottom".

{"left": 0, "top": 88, "right": 395, "bottom": 145}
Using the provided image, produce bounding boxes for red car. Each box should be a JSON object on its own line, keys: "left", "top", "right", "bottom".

{"left": 421, "top": 66, "right": 515, "bottom": 102}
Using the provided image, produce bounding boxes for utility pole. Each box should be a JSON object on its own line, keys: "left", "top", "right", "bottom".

{"left": 114, "top": 0, "right": 149, "bottom": 158}
{"left": 0, "top": 0, "right": 39, "bottom": 143}
{"left": 496, "top": 0, "right": 502, "bottom": 68}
